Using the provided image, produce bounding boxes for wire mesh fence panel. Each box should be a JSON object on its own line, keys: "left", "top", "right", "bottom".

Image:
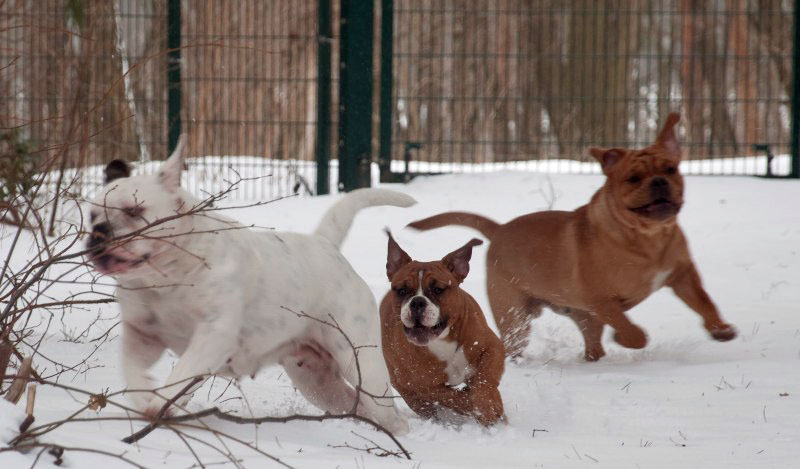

{"left": 181, "top": 0, "right": 328, "bottom": 200}
{"left": 0, "top": 0, "right": 168, "bottom": 197}
{"left": 389, "top": 0, "right": 794, "bottom": 176}
{"left": 1, "top": 0, "right": 332, "bottom": 202}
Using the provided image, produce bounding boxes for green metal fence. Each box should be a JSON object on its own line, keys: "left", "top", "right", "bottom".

{"left": 379, "top": 0, "right": 798, "bottom": 178}
{"left": 2, "top": 0, "right": 797, "bottom": 208}
{"left": 1, "top": 0, "right": 333, "bottom": 200}
{"left": 1, "top": 0, "right": 168, "bottom": 190}
{"left": 178, "top": 0, "right": 331, "bottom": 199}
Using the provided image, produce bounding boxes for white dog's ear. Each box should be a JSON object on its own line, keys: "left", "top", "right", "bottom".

{"left": 158, "top": 137, "right": 186, "bottom": 188}
{"left": 104, "top": 159, "right": 131, "bottom": 184}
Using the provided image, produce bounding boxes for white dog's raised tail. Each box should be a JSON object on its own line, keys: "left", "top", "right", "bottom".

{"left": 314, "top": 188, "right": 416, "bottom": 249}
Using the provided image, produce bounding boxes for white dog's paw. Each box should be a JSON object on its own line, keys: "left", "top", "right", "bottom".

{"left": 143, "top": 394, "right": 191, "bottom": 420}
{"left": 390, "top": 416, "right": 410, "bottom": 436}
{"left": 379, "top": 412, "right": 409, "bottom": 436}
{"left": 126, "top": 389, "right": 154, "bottom": 414}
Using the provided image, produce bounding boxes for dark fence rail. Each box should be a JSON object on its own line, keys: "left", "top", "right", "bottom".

{"left": 386, "top": 0, "right": 796, "bottom": 176}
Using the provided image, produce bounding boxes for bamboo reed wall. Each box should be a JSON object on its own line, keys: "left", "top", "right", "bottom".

{"left": 1, "top": 0, "right": 794, "bottom": 198}
{"left": 391, "top": 0, "right": 793, "bottom": 174}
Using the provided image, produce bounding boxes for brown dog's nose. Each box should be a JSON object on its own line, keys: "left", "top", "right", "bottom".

{"left": 650, "top": 177, "right": 668, "bottom": 188}
{"left": 649, "top": 177, "right": 670, "bottom": 199}
{"left": 409, "top": 296, "right": 427, "bottom": 322}
{"left": 88, "top": 222, "right": 112, "bottom": 250}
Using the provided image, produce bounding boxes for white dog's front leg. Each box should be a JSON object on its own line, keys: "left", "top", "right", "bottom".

{"left": 121, "top": 321, "right": 166, "bottom": 411}
{"left": 143, "top": 320, "right": 238, "bottom": 417}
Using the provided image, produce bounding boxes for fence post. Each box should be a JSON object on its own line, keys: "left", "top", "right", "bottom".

{"left": 337, "top": 0, "right": 374, "bottom": 191}
{"left": 791, "top": 0, "right": 800, "bottom": 178}
{"left": 378, "top": 0, "right": 393, "bottom": 182}
{"left": 166, "top": 0, "right": 181, "bottom": 155}
{"left": 316, "top": 0, "right": 332, "bottom": 195}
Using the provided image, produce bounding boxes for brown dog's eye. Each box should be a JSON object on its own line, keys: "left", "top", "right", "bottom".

{"left": 122, "top": 206, "right": 144, "bottom": 218}
{"left": 626, "top": 175, "right": 641, "bottom": 184}
{"left": 432, "top": 286, "right": 445, "bottom": 295}
{"left": 396, "top": 287, "right": 409, "bottom": 297}
{"left": 666, "top": 166, "right": 677, "bottom": 175}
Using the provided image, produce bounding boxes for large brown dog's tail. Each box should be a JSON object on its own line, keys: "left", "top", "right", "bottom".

{"left": 407, "top": 212, "right": 500, "bottom": 240}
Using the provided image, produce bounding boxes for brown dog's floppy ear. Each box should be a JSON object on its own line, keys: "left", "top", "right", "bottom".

{"left": 104, "top": 159, "right": 131, "bottom": 184}
{"left": 385, "top": 229, "right": 412, "bottom": 280}
{"left": 589, "top": 147, "right": 624, "bottom": 175}
{"left": 442, "top": 238, "right": 483, "bottom": 283}
{"left": 655, "top": 112, "right": 681, "bottom": 159}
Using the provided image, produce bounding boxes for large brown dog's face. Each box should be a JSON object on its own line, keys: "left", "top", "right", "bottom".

{"left": 590, "top": 112, "right": 685, "bottom": 225}
{"left": 385, "top": 234, "right": 482, "bottom": 346}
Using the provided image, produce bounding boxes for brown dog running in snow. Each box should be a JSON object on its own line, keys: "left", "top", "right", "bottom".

{"left": 408, "top": 113, "right": 737, "bottom": 361}
{"left": 379, "top": 233, "right": 505, "bottom": 426}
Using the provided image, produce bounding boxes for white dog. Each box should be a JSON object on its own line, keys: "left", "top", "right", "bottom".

{"left": 86, "top": 143, "right": 412, "bottom": 434}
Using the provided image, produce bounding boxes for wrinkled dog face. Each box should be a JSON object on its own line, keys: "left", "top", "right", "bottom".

{"left": 590, "top": 112, "right": 685, "bottom": 224}
{"left": 392, "top": 267, "right": 450, "bottom": 346}
{"left": 385, "top": 234, "right": 482, "bottom": 346}
{"left": 86, "top": 144, "right": 190, "bottom": 278}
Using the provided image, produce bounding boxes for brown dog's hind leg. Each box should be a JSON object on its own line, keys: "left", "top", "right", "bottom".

{"left": 553, "top": 307, "right": 606, "bottom": 361}
{"left": 487, "top": 269, "right": 544, "bottom": 358}
{"left": 595, "top": 308, "right": 648, "bottom": 349}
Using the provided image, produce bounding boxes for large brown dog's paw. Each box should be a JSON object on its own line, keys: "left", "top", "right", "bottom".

{"left": 709, "top": 324, "right": 737, "bottom": 342}
{"left": 584, "top": 347, "right": 607, "bottom": 362}
{"left": 613, "top": 327, "right": 648, "bottom": 349}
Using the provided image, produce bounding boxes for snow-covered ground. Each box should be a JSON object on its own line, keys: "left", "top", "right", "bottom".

{"left": 2, "top": 170, "right": 799, "bottom": 468}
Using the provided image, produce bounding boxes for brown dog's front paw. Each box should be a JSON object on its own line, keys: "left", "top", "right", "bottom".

{"left": 709, "top": 324, "right": 737, "bottom": 342}
{"left": 613, "top": 327, "right": 648, "bottom": 349}
{"left": 467, "top": 389, "right": 505, "bottom": 426}
{"left": 473, "top": 403, "right": 505, "bottom": 427}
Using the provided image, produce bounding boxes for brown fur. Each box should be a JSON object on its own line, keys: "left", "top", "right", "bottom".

{"left": 408, "top": 113, "right": 737, "bottom": 361}
{"left": 380, "top": 235, "right": 506, "bottom": 425}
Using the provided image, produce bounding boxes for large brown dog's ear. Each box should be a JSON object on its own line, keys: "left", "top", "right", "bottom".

{"left": 386, "top": 230, "right": 412, "bottom": 280}
{"left": 441, "top": 238, "right": 483, "bottom": 283}
{"left": 655, "top": 112, "right": 681, "bottom": 159}
{"left": 589, "top": 147, "right": 624, "bottom": 175}
{"left": 104, "top": 159, "right": 131, "bottom": 184}
{"left": 158, "top": 136, "right": 186, "bottom": 188}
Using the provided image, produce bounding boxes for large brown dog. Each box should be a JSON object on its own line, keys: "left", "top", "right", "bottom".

{"left": 408, "top": 113, "right": 737, "bottom": 361}
{"left": 379, "top": 233, "right": 505, "bottom": 425}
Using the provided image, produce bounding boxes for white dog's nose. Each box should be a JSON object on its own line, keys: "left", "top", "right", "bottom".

{"left": 88, "top": 222, "right": 112, "bottom": 250}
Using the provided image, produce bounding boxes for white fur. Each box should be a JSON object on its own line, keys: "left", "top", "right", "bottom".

{"left": 426, "top": 331, "right": 472, "bottom": 386}
{"left": 87, "top": 146, "right": 413, "bottom": 434}
{"left": 651, "top": 269, "right": 672, "bottom": 293}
